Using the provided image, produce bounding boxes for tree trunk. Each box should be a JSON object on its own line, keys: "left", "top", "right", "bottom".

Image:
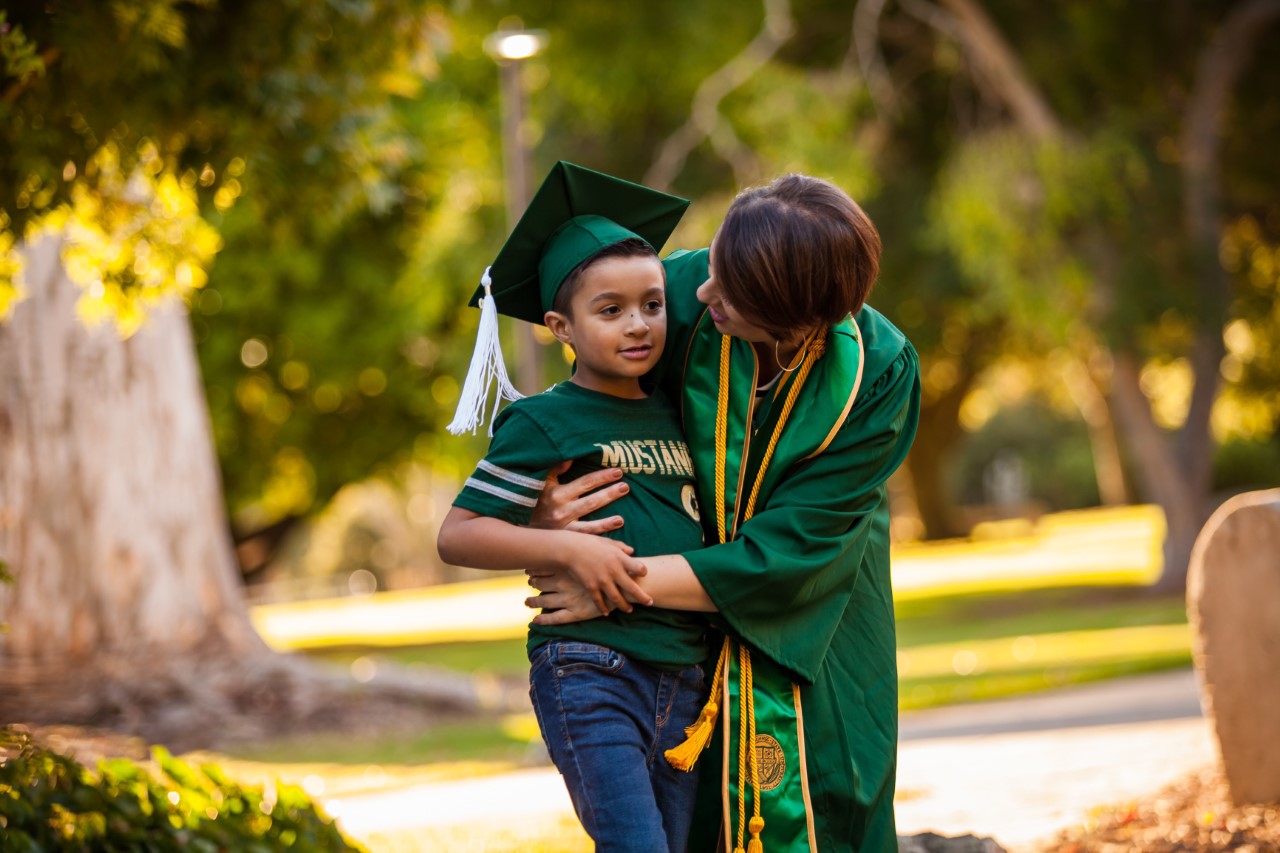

{"left": 904, "top": 363, "right": 974, "bottom": 539}
{"left": 935, "top": 0, "right": 1063, "bottom": 141}
{"left": 1060, "top": 354, "right": 1129, "bottom": 507}
{"left": 0, "top": 235, "right": 484, "bottom": 747}
{"left": 0, "top": 234, "right": 263, "bottom": 671}
{"left": 1109, "top": 351, "right": 1208, "bottom": 593}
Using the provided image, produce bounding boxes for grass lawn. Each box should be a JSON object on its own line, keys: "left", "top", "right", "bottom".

{"left": 307, "top": 582, "right": 1191, "bottom": 710}
{"left": 221, "top": 714, "right": 542, "bottom": 770}
{"left": 251, "top": 580, "right": 1192, "bottom": 773}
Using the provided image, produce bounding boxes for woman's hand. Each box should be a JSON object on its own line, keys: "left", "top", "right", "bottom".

{"left": 526, "top": 556, "right": 652, "bottom": 625}
{"left": 529, "top": 533, "right": 651, "bottom": 617}
{"left": 530, "top": 461, "right": 630, "bottom": 533}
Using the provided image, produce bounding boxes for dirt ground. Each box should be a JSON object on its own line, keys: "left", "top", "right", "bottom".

{"left": 1038, "top": 766, "right": 1280, "bottom": 853}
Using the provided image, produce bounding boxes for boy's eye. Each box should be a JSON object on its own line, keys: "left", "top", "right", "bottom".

{"left": 600, "top": 305, "right": 621, "bottom": 316}
{"left": 645, "top": 300, "right": 664, "bottom": 312}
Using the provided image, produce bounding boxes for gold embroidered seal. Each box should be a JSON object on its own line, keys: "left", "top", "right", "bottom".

{"left": 753, "top": 733, "right": 786, "bottom": 791}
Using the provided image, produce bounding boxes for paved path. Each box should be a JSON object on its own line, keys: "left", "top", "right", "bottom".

{"left": 895, "top": 668, "right": 1214, "bottom": 850}
{"left": 324, "top": 668, "right": 1214, "bottom": 852}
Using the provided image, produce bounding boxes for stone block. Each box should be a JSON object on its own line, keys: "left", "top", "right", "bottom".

{"left": 898, "top": 832, "right": 1006, "bottom": 853}
{"left": 1188, "top": 488, "right": 1280, "bottom": 806}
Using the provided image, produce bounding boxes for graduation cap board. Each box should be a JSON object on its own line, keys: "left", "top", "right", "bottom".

{"left": 447, "top": 161, "right": 690, "bottom": 435}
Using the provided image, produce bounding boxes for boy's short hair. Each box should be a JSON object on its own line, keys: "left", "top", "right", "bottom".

{"left": 551, "top": 237, "right": 661, "bottom": 317}
{"left": 713, "top": 174, "right": 881, "bottom": 339}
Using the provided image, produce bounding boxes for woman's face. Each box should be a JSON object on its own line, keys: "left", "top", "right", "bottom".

{"left": 697, "top": 239, "right": 777, "bottom": 344}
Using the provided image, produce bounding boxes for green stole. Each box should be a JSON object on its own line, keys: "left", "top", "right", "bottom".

{"left": 681, "top": 308, "right": 864, "bottom": 852}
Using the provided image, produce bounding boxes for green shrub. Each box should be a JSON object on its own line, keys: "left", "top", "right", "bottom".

{"left": 0, "top": 726, "right": 364, "bottom": 852}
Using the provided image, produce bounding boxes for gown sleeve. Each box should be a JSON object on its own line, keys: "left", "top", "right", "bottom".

{"left": 682, "top": 341, "right": 921, "bottom": 683}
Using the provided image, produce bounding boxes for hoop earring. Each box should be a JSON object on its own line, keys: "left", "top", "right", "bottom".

{"left": 775, "top": 337, "right": 805, "bottom": 373}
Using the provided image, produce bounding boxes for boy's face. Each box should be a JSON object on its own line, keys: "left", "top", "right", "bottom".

{"left": 544, "top": 255, "right": 667, "bottom": 398}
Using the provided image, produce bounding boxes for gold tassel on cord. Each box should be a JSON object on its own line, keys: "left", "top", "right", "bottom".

{"left": 665, "top": 637, "right": 731, "bottom": 771}
{"left": 747, "top": 816, "right": 766, "bottom": 853}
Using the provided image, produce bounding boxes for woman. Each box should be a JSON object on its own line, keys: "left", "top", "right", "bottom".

{"left": 527, "top": 173, "right": 920, "bottom": 853}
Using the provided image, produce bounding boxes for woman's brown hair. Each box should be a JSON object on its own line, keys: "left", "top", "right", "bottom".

{"left": 713, "top": 174, "right": 881, "bottom": 339}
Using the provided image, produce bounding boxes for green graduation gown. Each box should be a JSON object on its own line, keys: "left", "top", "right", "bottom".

{"left": 655, "top": 249, "right": 922, "bottom": 853}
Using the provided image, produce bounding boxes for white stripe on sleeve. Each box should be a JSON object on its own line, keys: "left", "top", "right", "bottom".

{"left": 477, "top": 459, "right": 547, "bottom": 491}
{"left": 463, "top": 477, "right": 539, "bottom": 508}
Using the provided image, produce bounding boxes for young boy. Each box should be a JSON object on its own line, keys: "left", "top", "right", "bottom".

{"left": 436, "top": 162, "right": 710, "bottom": 853}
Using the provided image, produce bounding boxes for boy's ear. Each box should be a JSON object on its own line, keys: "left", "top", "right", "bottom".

{"left": 544, "top": 311, "right": 573, "bottom": 346}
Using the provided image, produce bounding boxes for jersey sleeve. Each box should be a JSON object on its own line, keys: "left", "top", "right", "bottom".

{"left": 453, "top": 407, "right": 562, "bottom": 526}
{"left": 683, "top": 341, "right": 921, "bottom": 683}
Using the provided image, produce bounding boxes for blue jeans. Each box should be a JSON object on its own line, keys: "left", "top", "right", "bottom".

{"left": 529, "top": 641, "right": 706, "bottom": 853}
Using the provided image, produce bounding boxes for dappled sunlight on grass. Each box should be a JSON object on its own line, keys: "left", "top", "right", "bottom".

{"left": 892, "top": 504, "right": 1165, "bottom": 598}
{"left": 899, "top": 624, "right": 1190, "bottom": 680}
{"left": 253, "top": 504, "right": 1169, "bottom": 652}
{"left": 252, "top": 574, "right": 533, "bottom": 651}
{"left": 211, "top": 715, "right": 542, "bottom": 770}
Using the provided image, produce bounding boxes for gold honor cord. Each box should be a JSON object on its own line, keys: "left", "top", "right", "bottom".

{"left": 664, "top": 330, "right": 828, "bottom": 853}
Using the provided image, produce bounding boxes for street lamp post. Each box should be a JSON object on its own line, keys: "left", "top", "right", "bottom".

{"left": 485, "top": 26, "right": 548, "bottom": 396}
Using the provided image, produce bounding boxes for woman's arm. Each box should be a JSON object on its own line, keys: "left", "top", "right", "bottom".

{"left": 437, "top": 506, "right": 652, "bottom": 615}
{"left": 527, "top": 553, "right": 714, "bottom": 625}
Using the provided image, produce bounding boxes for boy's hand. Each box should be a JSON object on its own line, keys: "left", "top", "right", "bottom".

{"left": 530, "top": 461, "right": 629, "bottom": 534}
{"left": 525, "top": 579, "right": 602, "bottom": 626}
{"left": 528, "top": 535, "right": 651, "bottom": 617}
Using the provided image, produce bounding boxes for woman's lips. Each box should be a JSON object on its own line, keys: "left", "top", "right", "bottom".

{"left": 708, "top": 306, "right": 728, "bottom": 324}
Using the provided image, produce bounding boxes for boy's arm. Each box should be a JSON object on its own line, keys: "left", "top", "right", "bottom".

{"left": 437, "top": 506, "right": 652, "bottom": 615}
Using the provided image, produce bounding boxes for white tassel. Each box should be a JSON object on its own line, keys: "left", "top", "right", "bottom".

{"left": 447, "top": 267, "right": 524, "bottom": 436}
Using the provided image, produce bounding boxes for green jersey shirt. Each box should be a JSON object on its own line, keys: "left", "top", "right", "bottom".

{"left": 453, "top": 381, "right": 710, "bottom": 669}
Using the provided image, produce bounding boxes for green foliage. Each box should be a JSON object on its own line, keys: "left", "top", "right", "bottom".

{"left": 0, "top": 11, "right": 44, "bottom": 83}
{"left": 1214, "top": 437, "right": 1280, "bottom": 495}
{"left": 41, "top": 139, "right": 222, "bottom": 336}
{"left": 949, "top": 401, "right": 1100, "bottom": 511}
{"left": 729, "top": 63, "right": 879, "bottom": 196}
{"left": 929, "top": 130, "right": 1150, "bottom": 343}
{"left": 0, "top": 726, "right": 364, "bottom": 852}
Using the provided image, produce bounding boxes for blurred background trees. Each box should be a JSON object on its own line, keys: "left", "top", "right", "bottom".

{"left": 2, "top": 0, "right": 1278, "bottom": 646}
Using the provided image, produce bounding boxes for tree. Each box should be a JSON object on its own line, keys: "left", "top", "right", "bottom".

{"left": 0, "top": 0, "right": 486, "bottom": 742}
{"left": 922, "top": 0, "right": 1280, "bottom": 588}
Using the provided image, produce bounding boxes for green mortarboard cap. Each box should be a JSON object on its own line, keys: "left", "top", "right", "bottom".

{"left": 470, "top": 161, "right": 690, "bottom": 325}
